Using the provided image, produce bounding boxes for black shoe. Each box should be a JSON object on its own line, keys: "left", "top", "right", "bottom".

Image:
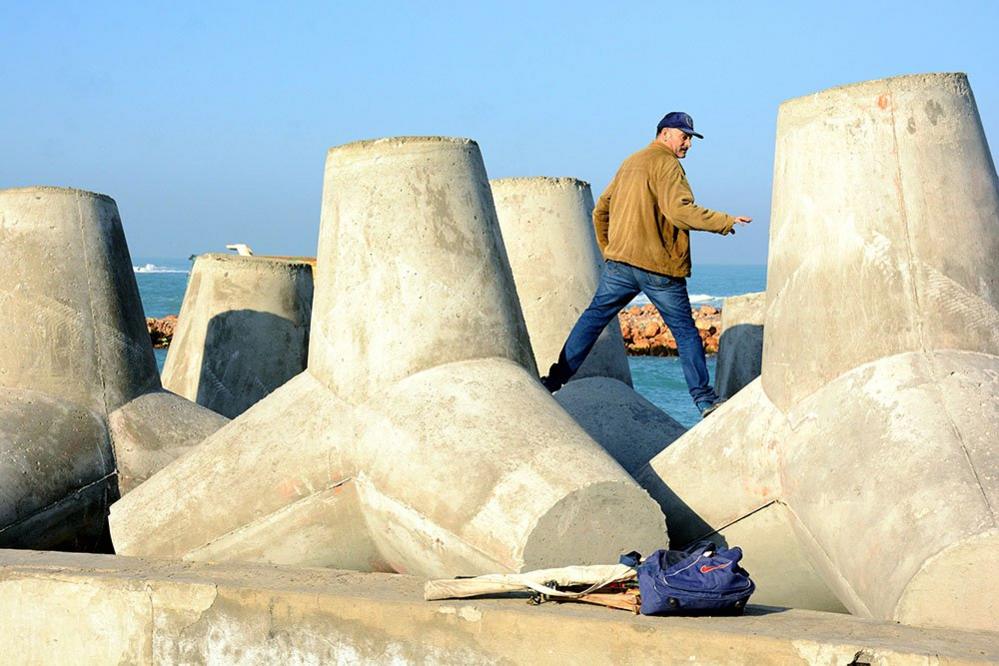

{"left": 541, "top": 375, "right": 563, "bottom": 393}
{"left": 541, "top": 351, "right": 571, "bottom": 394}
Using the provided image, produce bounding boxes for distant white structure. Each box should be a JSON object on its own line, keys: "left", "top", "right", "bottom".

{"left": 226, "top": 243, "right": 254, "bottom": 256}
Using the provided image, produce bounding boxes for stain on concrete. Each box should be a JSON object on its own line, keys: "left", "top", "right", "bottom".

{"left": 925, "top": 99, "right": 944, "bottom": 125}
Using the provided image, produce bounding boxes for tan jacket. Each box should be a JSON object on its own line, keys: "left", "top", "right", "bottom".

{"left": 593, "top": 141, "right": 735, "bottom": 277}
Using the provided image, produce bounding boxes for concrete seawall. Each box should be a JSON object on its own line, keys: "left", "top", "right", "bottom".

{"left": 2, "top": 549, "right": 997, "bottom": 665}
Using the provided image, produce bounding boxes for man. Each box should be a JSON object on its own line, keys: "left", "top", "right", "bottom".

{"left": 541, "top": 112, "right": 751, "bottom": 417}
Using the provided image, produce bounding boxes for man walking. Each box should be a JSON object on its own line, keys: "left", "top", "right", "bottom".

{"left": 541, "top": 112, "right": 751, "bottom": 417}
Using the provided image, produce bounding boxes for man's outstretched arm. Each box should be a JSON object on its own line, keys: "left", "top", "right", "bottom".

{"left": 656, "top": 161, "right": 751, "bottom": 234}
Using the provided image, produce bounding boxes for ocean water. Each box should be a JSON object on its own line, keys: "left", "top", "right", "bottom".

{"left": 133, "top": 257, "right": 192, "bottom": 371}
{"left": 132, "top": 257, "right": 765, "bottom": 428}
{"left": 631, "top": 263, "right": 766, "bottom": 426}
{"left": 628, "top": 356, "right": 717, "bottom": 428}
{"left": 631, "top": 263, "right": 767, "bottom": 309}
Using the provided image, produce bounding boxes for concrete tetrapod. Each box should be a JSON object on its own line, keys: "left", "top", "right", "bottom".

{"left": 636, "top": 73, "right": 999, "bottom": 631}
{"left": 162, "top": 253, "right": 314, "bottom": 418}
{"left": 0, "top": 187, "right": 227, "bottom": 550}
{"left": 491, "top": 177, "right": 686, "bottom": 476}
{"left": 714, "top": 291, "right": 765, "bottom": 400}
{"left": 110, "top": 137, "right": 667, "bottom": 577}
{"left": 489, "top": 177, "right": 631, "bottom": 385}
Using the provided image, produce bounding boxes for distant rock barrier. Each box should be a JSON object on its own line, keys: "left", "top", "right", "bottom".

{"left": 146, "top": 315, "right": 177, "bottom": 348}
{"left": 149, "top": 305, "right": 724, "bottom": 356}
{"left": 617, "top": 304, "right": 721, "bottom": 355}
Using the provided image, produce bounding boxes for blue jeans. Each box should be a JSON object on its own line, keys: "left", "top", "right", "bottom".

{"left": 544, "top": 260, "right": 718, "bottom": 406}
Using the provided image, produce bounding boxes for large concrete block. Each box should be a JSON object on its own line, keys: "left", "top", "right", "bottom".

{"left": 162, "top": 253, "right": 314, "bottom": 418}
{"left": 110, "top": 137, "right": 667, "bottom": 578}
{"left": 635, "top": 380, "right": 846, "bottom": 613}
{"left": 638, "top": 73, "right": 999, "bottom": 632}
{"left": 491, "top": 177, "right": 686, "bottom": 476}
{"left": 763, "top": 73, "right": 999, "bottom": 412}
{"left": 490, "top": 177, "right": 631, "bottom": 385}
{"left": 715, "top": 291, "right": 765, "bottom": 400}
{"left": 0, "top": 187, "right": 227, "bottom": 549}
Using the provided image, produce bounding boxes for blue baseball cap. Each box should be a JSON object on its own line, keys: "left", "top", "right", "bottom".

{"left": 657, "top": 112, "right": 703, "bottom": 139}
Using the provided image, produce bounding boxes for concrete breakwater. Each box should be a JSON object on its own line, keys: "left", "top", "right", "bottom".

{"left": 147, "top": 304, "right": 722, "bottom": 355}
{"left": 112, "top": 135, "right": 667, "bottom": 579}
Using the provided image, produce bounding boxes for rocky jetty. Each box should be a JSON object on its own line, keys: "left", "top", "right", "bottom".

{"left": 617, "top": 304, "right": 721, "bottom": 355}
{"left": 146, "top": 315, "right": 177, "bottom": 348}
{"left": 147, "top": 306, "right": 723, "bottom": 355}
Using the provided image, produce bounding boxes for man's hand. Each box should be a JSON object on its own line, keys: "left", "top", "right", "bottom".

{"left": 728, "top": 216, "right": 751, "bottom": 234}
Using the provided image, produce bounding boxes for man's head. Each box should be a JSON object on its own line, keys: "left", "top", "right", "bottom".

{"left": 655, "top": 112, "right": 702, "bottom": 159}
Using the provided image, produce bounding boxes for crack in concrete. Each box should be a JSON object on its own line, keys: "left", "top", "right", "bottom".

{"left": 885, "top": 82, "right": 929, "bottom": 355}
{"left": 145, "top": 583, "right": 155, "bottom": 664}
{"left": 926, "top": 353, "right": 996, "bottom": 524}
{"left": 175, "top": 582, "right": 221, "bottom": 640}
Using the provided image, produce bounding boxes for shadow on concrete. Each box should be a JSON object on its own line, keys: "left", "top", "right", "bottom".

{"left": 743, "top": 605, "right": 791, "bottom": 616}
{"left": 639, "top": 469, "right": 730, "bottom": 550}
{"left": 716, "top": 323, "right": 764, "bottom": 400}
{"left": 197, "top": 309, "right": 310, "bottom": 418}
{"left": 718, "top": 323, "right": 764, "bottom": 349}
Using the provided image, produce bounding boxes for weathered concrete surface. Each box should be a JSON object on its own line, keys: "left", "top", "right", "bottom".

{"left": 762, "top": 73, "right": 999, "bottom": 410}
{"left": 636, "top": 380, "right": 846, "bottom": 614}
{"left": 111, "top": 137, "right": 667, "bottom": 578}
{"left": 492, "top": 177, "right": 685, "bottom": 477}
{"left": 2, "top": 550, "right": 996, "bottom": 666}
{"left": 0, "top": 187, "right": 226, "bottom": 550}
{"left": 715, "top": 291, "right": 765, "bottom": 400}
{"left": 554, "top": 377, "right": 685, "bottom": 477}
{"left": 639, "top": 73, "right": 999, "bottom": 632}
{"left": 162, "top": 253, "right": 314, "bottom": 418}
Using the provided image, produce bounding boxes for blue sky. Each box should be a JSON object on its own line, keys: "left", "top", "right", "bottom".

{"left": 2, "top": 1, "right": 997, "bottom": 265}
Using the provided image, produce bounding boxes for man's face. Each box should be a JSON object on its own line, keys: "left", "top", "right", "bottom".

{"left": 662, "top": 128, "right": 693, "bottom": 158}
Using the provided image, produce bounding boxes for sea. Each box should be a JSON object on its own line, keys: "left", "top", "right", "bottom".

{"left": 133, "top": 257, "right": 767, "bottom": 428}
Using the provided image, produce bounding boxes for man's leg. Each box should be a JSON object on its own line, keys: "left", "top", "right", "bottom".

{"left": 542, "top": 261, "right": 640, "bottom": 392}
{"left": 637, "top": 270, "right": 719, "bottom": 409}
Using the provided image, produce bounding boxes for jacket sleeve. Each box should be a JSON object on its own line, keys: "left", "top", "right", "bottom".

{"left": 655, "top": 160, "right": 735, "bottom": 235}
{"left": 593, "top": 176, "right": 616, "bottom": 255}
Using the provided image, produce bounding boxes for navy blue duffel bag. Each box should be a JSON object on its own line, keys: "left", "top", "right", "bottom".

{"left": 622, "top": 541, "right": 755, "bottom": 616}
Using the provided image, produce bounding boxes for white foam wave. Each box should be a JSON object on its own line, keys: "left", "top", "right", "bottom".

{"left": 133, "top": 263, "right": 188, "bottom": 274}
{"left": 629, "top": 293, "right": 723, "bottom": 307}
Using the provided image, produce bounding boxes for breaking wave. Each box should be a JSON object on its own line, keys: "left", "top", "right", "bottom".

{"left": 630, "top": 292, "right": 722, "bottom": 307}
{"left": 133, "top": 263, "right": 188, "bottom": 274}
